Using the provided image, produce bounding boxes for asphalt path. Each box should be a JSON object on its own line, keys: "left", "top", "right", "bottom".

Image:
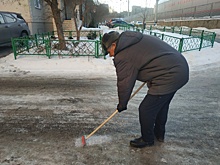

{"left": 0, "top": 46, "right": 13, "bottom": 58}
{"left": 0, "top": 66, "right": 219, "bottom": 164}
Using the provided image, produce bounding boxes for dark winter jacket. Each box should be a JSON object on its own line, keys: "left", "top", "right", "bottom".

{"left": 113, "top": 31, "right": 189, "bottom": 108}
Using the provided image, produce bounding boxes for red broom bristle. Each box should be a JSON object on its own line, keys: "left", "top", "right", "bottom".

{"left": 82, "top": 136, "right": 86, "bottom": 147}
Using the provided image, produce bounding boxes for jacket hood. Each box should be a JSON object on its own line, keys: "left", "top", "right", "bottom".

{"left": 115, "top": 31, "right": 143, "bottom": 55}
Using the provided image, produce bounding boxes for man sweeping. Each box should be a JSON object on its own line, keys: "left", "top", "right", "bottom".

{"left": 101, "top": 31, "right": 189, "bottom": 148}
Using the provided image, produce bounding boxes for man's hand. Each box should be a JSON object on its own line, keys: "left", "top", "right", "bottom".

{"left": 117, "top": 104, "right": 127, "bottom": 113}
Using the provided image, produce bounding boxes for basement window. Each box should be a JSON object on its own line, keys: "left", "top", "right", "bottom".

{"left": 35, "top": 0, "right": 41, "bottom": 9}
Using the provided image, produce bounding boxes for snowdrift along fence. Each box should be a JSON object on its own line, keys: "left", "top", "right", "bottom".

{"left": 12, "top": 30, "right": 104, "bottom": 60}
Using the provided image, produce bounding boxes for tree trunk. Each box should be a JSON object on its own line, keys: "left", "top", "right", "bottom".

{"left": 72, "top": 12, "right": 81, "bottom": 41}
{"left": 72, "top": 1, "right": 85, "bottom": 41}
{"left": 44, "top": 0, "right": 67, "bottom": 50}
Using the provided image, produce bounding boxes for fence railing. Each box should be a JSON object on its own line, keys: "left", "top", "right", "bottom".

{"left": 140, "top": 25, "right": 216, "bottom": 52}
{"left": 12, "top": 30, "right": 104, "bottom": 59}
{"left": 11, "top": 26, "right": 216, "bottom": 59}
{"left": 114, "top": 24, "right": 136, "bottom": 31}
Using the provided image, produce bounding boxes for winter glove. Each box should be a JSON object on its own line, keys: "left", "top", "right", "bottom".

{"left": 117, "top": 104, "right": 127, "bottom": 113}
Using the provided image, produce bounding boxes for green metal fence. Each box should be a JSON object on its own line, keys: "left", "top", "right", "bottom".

{"left": 12, "top": 30, "right": 104, "bottom": 60}
{"left": 11, "top": 26, "right": 216, "bottom": 59}
{"left": 141, "top": 25, "right": 216, "bottom": 53}
{"left": 114, "top": 25, "right": 135, "bottom": 31}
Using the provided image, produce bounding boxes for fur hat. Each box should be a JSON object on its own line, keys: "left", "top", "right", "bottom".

{"left": 101, "top": 31, "right": 120, "bottom": 55}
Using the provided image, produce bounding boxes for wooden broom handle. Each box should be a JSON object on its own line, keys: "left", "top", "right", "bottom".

{"left": 86, "top": 109, "right": 118, "bottom": 139}
{"left": 86, "top": 82, "right": 146, "bottom": 140}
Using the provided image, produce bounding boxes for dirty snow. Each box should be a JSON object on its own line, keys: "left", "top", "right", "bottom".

{"left": 0, "top": 26, "right": 219, "bottom": 77}
{"left": 0, "top": 26, "right": 220, "bottom": 165}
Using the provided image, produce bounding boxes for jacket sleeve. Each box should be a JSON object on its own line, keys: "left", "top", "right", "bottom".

{"left": 114, "top": 58, "right": 139, "bottom": 108}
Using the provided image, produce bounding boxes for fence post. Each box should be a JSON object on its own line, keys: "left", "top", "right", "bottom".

{"left": 99, "top": 32, "right": 102, "bottom": 41}
{"left": 211, "top": 32, "right": 216, "bottom": 47}
{"left": 178, "top": 38, "right": 184, "bottom": 53}
{"left": 189, "top": 28, "right": 192, "bottom": 36}
{"left": 199, "top": 30, "right": 204, "bottom": 51}
{"left": 11, "top": 38, "right": 17, "bottom": 60}
{"left": 95, "top": 40, "right": 98, "bottom": 58}
{"left": 45, "top": 39, "right": 51, "bottom": 59}
{"left": 35, "top": 34, "right": 38, "bottom": 47}
{"left": 180, "top": 27, "right": 182, "bottom": 34}
{"left": 25, "top": 37, "right": 29, "bottom": 52}
{"left": 42, "top": 33, "right": 45, "bottom": 44}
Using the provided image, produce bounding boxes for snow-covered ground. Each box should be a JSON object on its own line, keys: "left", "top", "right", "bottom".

{"left": 0, "top": 26, "right": 220, "bottom": 165}
{"left": 0, "top": 26, "right": 219, "bottom": 78}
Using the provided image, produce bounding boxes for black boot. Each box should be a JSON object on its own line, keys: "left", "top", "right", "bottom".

{"left": 155, "top": 136, "right": 164, "bottom": 142}
{"left": 154, "top": 130, "right": 164, "bottom": 142}
{"left": 130, "top": 137, "right": 154, "bottom": 148}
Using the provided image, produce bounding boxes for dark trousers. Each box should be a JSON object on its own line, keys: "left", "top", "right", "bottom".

{"left": 139, "top": 92, "right": 176, "bottom": 143}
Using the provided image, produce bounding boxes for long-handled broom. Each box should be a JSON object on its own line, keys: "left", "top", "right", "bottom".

{"left": 81, "top": 82, "right": 146, "bottom": 146}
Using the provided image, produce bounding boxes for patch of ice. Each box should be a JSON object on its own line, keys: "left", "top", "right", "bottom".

{"left": 75, "top": 135, "right": 112, "bottom": 147}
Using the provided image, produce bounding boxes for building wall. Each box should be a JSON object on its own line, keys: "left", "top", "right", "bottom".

{"left": 158, "top": 19, "right": 220, "bottom": 28}
{"left": 157, "top": 0, "right": 220, "bottom": 19}
{"left": 0, "top": 0, "right": 31, "bottom": 22}
{"left": 132, "top": 6, "right": 142, "bottom": 15}
{"left": 28, "top": 0, "right": 53, "bottom": 34}
{"left": 159, "top": 0, "right": 220, "bottom": 12}
{"left": 0, "top": 0, "right": 53, "bottom": 35}
{"left": 57, "top": 1, "right": 79, "bottom": 31}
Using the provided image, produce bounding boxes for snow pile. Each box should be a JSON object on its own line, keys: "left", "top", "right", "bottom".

{"left": 0, "top": 54, "right": 116, "bottom": 78}
{"left": 0, "top": 26, "right": 219, "bottom": 78}
{"left": 183, "top": 42, "right": 220, "bottom": 71}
